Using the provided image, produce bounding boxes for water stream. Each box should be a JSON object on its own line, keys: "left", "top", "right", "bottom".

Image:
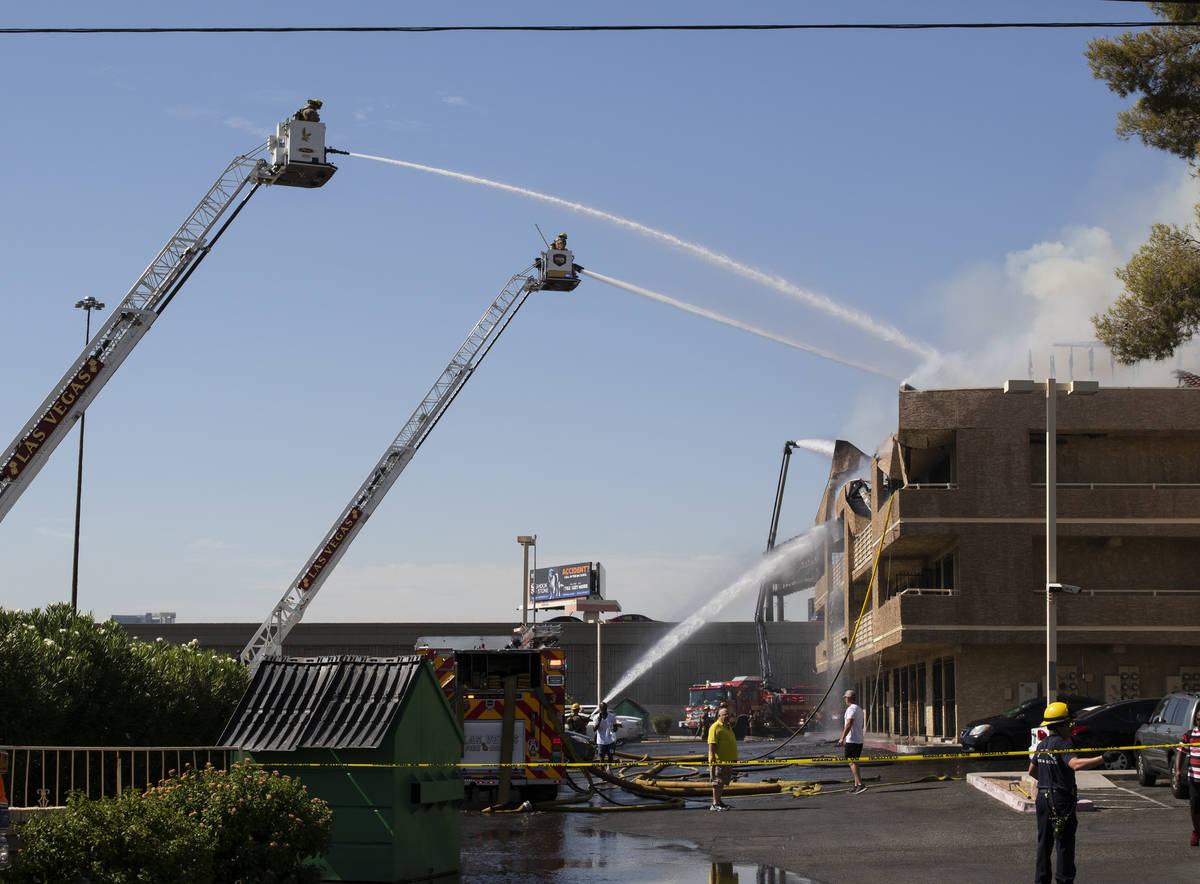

{"left": 348, "top": 152, "right": 936, "bottom": 360}
{"left": 581, "top": 270, "right": 901, "bottom": 380}
{"left": 602, "top": 522, "right": 835, "bottom": 703}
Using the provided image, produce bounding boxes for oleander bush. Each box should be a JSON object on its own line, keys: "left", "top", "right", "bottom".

{"left": 150, "top": 762, "right": 333, "bottom": 883}
{"left": 651, "top": 713, "right": 673, "bottom": 735}
{"left": 10, "top": 789, "right": 214, "bottom": 883}
{"left": 11, "top": 763, "right": 332, "bottom": 884}
{"left": 0, "top": 603, "right": 248, "bottom": 745}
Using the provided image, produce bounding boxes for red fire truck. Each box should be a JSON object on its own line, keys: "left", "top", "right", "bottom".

{"left": 419, "top": 642, "right": 567, "bottom": 803}
{"left": 681, "top": 676, "right": 819, "bottom": 738}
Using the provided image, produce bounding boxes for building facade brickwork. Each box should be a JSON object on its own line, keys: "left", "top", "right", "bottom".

{"left": 813, "top": 385, "right": 1200, "bottom": 743}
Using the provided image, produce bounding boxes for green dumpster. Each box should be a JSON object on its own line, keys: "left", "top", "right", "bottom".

{"left": 219, "top": 655, "right": 463, "bottom": 883}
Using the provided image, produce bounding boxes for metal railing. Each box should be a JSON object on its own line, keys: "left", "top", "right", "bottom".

{"left": 1034, "top": 481, "right": 1200, "bottom": 490}
{"left": 851, "top": 610, "right": 873, "bottom": 656}
{"left": 852, "top": 531, "right": 876, "bottom": 572}
{"left": 1, "top": 746, "right": 234, "bottom": 809}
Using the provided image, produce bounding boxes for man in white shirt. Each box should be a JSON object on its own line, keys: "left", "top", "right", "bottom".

{"left": 835, "top": 688, "right": 867, "bottom": 794}
{"left": 591, "top": 701, "right": 621, "bottom": 769}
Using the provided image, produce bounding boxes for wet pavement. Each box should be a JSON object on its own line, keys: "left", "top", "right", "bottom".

{"left": 458, "top": 734, "right": 1200, "bottom": 883}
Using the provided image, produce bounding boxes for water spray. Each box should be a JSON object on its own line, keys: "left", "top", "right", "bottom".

{"left": 347, "top": 152, "right": 937, "bottom": 360}
{"left": 581, "top": 270, "right": 903, "bottom": 381}
{"left": 602, "top": 522, "right": 836, "bottom": 703}
{"left": 794, "top": 438, "right": 836, "bottom": 458}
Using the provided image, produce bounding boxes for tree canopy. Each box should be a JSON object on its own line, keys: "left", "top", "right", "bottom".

{"left": 1087, "top": 4, "right": 1200, "bottom": 362}
{"left": 1087, "top": 3, "right": 1200, "bottom": 160}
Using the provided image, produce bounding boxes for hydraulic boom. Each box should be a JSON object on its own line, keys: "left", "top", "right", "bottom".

{"left": 0, "top": 117, "right": 338, "bottom": 524}
{"left": 240, "top": 241, "right": 582, "bottom": 668}
{"left": 756, "top": 440, "right": 797, "bottom": 687}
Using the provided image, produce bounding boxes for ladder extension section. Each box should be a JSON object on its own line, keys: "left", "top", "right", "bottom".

{"left": 241, "top": 264, "right": 542, "bottom": 666}
{"left": 0, "top": 153, "right": 269, "bottom": 523}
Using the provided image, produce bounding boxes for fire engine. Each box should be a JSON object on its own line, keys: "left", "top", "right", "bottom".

{"left": 418, "top": 641, "right": 568, "bottom": 803}
{"left": 681, "top": 676, "right": 819, "bottom": 738}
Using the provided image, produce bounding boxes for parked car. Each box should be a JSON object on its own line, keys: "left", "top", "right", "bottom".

{"left": 563, "top": 729, "right": 596, "bottom": 762}
{"left": 578, "top": 704, "right": 646, "bottom": 742}
{"left": 543, "top": 615, "right": 583, "bottom": 623}
{"left": 960, "top": 694, "right": 1101, "bottom": 754}
{"left": 1027, "top": 698, "right": 1159, "bottom": 770}
{"left": 1135, "top": 691, "right": 1200, "bottom": 798}
{"left": 604, "top": 614, "right": 655, "bottom": 623}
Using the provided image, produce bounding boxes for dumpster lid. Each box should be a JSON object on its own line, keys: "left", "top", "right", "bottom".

{"left": 217, "top": 655, "right": 428, "bottom": 752}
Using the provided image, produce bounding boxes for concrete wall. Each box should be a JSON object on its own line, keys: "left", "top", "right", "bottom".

{"left": 122, "top": 619, "right": 823, "bottom": 732}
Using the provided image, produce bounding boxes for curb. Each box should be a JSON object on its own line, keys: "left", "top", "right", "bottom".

{"left": 967, "top": 772, "right": 1096, "bottom": 813}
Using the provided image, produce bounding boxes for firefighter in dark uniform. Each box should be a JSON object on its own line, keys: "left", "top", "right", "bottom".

{"left": 564, "top": 702, "right": 588, "bottom": 734}
{"left": 552, "top": 233, "right": 567, "bottom": 251}
{"left": 1028, "top": 701, "right": 1103, "bottom": 884}
{"left": 294, "top": 99, "right": 323, "bottom": 122}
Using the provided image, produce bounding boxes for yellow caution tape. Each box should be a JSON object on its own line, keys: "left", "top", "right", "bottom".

{"left": 248, "top": 742, "right": 1170, "bottom": 771}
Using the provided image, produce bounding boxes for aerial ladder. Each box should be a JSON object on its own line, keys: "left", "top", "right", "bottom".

{"left": 757, "top": 439, "right": 867, "bottom": 688}
{"left": 756, "top": 440, "right": 797, "bottom": 688}
{"left": 0, "top": 116, "right": 339, "bottom": 524}
{"left": 239, "top": 238, "right": 583, "bottom": 668}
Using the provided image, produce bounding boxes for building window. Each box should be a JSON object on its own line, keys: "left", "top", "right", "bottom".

{"left": 932, "top": 658, "right": 944, "bottom": 737}
{"left": 903, "top": 431, "right": 957, "bottom": 485}
{"left": 892, "top": 668, "right": 902, "bottom": 736}
{"left": 931, "top": 656, "right": 956, "bottom": 738}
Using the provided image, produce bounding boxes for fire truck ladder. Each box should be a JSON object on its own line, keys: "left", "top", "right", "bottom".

{"left": 241, "top": 255, "right": 573, "bottom": 668}
{"left": 0, "top": 137, "right": 327, "bottom": 524}
{"left": 756, "top": 440, "right": 797, "bottom": 688}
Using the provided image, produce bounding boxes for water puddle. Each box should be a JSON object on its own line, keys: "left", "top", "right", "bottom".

{"left": 461, "top": 811, "right": 820, "bottom": 882}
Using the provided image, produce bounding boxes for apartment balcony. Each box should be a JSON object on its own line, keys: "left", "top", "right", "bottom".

{"left": 855, "top": 585, "right": 1200, "bottom": 651}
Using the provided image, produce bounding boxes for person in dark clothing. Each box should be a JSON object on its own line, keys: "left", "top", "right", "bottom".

{"left": 1028, "top": 701, "right": 1103, "bottom": 884}
{"left": 564, "top": 702, "right": 588, "bottom": 734}
{"left": 294, "top": 99, "right": 323, "bottom": 122}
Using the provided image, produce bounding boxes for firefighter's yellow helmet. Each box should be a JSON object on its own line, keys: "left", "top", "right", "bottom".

{"left": 308, "top": 98, "right": 323, "bottom": 108}
{"left": 571, "top": 703, "right": 580, "bottom": 711}
{"left": 1040, "top": 701, "right": 1071, "bottom": 727}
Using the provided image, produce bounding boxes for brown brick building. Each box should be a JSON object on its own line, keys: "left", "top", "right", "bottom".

{"left": 813, "top": 384, "right": 1200, "bottom": 745}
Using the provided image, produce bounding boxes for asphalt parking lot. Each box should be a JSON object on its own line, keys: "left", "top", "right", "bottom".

{"left": 461, "top": 737, "right": 1200, "bottom": 883}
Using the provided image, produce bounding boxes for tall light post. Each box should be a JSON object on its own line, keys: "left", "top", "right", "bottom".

{"left": 72, "top": 297, "right": 105, "bottom": 614}
{"left": 517, "top": 535, "right": 536, "bottom": 627}
{"left": 1004, "top": 377, "right": 1098, "bottom": 701}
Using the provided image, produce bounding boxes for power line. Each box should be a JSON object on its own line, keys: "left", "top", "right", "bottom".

{"left": 0, "top": 22, "right": 1195, "bottom": 36}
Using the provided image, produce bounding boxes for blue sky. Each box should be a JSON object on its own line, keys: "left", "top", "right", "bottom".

{"left": 2, "top": 1, "right": 1197, "bottom": 628}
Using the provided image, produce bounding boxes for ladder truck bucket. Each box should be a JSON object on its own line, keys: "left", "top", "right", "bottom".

{"left": 537, "top": 246, "right": 581, "bottom": 291}
{"left": 267, "top": 120, "right": 337, "bottom": 188}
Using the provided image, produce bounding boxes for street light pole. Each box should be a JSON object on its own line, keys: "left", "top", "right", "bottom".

{"left": 517, "top": 535, "right": 536, "bottom": 628}
{"left": 71, "top": 297, "right": 105, "bottom": 615}
{"left": 1005, "top": 377, "right": 1097, "bottom": 704}
{"left": 1045, "top": 378, "right": 1057, "bottom": 703}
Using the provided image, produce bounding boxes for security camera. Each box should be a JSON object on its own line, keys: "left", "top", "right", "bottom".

{"left": 1048, "top": 583, "right": 1081, "bottom": 595}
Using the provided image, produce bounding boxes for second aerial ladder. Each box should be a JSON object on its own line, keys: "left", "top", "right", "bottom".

{"left": 240, "top": 238, "right": 583, "bottom": 667}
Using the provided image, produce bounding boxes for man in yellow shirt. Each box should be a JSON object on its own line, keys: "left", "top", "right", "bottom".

{"left": 707, "top": 705, "right": 738, "bottom": 811}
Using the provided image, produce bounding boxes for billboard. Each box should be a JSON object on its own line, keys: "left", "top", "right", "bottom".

{"left": 529, "top": 561, "right": 603, "bottom": 603}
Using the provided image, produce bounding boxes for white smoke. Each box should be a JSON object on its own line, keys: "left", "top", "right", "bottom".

{"left": 838, "top": 167, "right": 1200, "bottom": 454}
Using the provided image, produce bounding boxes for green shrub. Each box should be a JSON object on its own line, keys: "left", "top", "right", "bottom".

{"left": 11, "top": 790, "right": 214, "bottom": 883}
{"left": 651, "top": 713, "right": 673, "bottom": 735}
{"left": 149, "top": 762, "right": 333, "bottom": 884}
{"left": 0, "top": 604, "right": 249, "bottom": 745}
{"left": 10, "top": 764, "right": 332, "bottom": 884}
